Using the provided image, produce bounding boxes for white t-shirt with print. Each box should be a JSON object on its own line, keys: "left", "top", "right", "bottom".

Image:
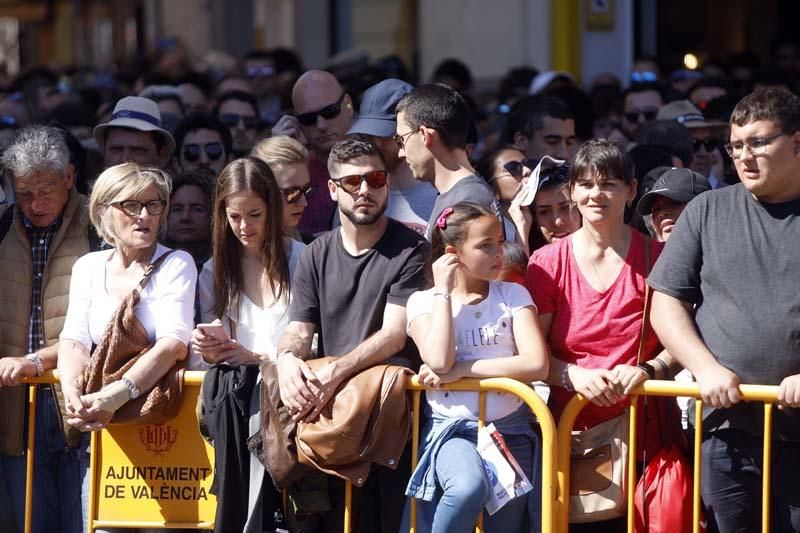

{"left": 406, "top": 280, "right": 535, "bottom": 421}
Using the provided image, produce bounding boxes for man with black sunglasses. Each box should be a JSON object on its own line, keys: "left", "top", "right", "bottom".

{"left": 173, "top": 112, "right": 233, "bottom": 180}
{"left": 214, "top": 90, "right": 260, "bottom": 157}
{"left": 272, "top": 70, "right": 355, "bottom": 235}
{"left": 275, "top": 138, "right": 429, "bottom": 531}
{"left": 657, "top": 100, "right": 729, "bottom": 187}
{"left": 621, "top": 82, "right": 665, "bottom": 141}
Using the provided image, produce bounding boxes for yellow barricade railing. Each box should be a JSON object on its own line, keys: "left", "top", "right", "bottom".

{"left": 556, "top": 380, "right": 780, "bottom": 533}
{"left": 21, "top": 373, "right": 557, "bottom": 533}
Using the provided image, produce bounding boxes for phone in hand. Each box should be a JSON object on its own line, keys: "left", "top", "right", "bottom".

{"left": 197, "top": 323, "right": 230, "bottom": 342}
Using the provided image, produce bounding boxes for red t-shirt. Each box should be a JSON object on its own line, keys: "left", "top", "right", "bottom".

{"left": 525, "top": 230, "right": 663, "bottom": 430}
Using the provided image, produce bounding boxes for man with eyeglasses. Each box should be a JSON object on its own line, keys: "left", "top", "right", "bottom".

{"left": 621, "top": 82, "right": 665, "bottom": 141}
{"left": 649, "top": 88, "right": 800, "bottom": 533}
{"left": 657, "top": 100, "right": 729, "bottom": 187}
{"left": 214, "top": 90, "right": 260, "bottom": 157}
{"left": 272, "top": 69, "right": 355, "bottom": 235}
{"left": 396, "top": 83, "right": 500, "bottom": 240}
{"left": 173, "top": 112, "right": 232, "bottom": 179}
{"left": 0, "top": 126, "right": 97, "bottom": 533}
{"left": 275, "top": 138, "right": 429, "bottom": 531}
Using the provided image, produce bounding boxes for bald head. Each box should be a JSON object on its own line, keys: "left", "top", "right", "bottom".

{"left": 291, "top": 70, "right": 354, "bottom": 156}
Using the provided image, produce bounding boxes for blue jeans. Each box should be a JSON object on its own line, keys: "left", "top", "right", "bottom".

{"left": 0, "top": 387, "right": 90, "bottom": 533}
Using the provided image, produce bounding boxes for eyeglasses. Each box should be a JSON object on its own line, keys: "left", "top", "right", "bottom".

{"left": 502, "top": 158, "right": 540, "bottom": 179}
{"left": 182, "top": 142, "right": 224, "bottom": 162}
{"left": 692, "top": 138, "right": 719, "bottom": 153}
{"left": 331, "top": 170, "right": 388, "bottom": 193}
{"left": 219, "top": 113, "right": 260, "bottom": 129}
{"left": 724, "top": 132, "right": 787, "bottom": 158}
{"left": 247, "top": 65, "right": 275, "bottom": 79}
{"left": 393, "top": 130, "right": 417, "bottom": 149}
{"left": 110, "top": 199, "right": 167, "bottom": 217}
{"left": 295, "top": 93, "right": 346, "bottom": 126}
{"left": 624, "top": 109, "right": 659, "bottom": 123}
{"left": 282, "top": 183, "right": 314, "bottom": 204}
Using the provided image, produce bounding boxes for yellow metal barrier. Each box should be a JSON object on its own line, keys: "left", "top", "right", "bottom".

{"left": 556, "top": 380, "right": 780, "bottom": 533}
{"left": 21, "top": 373, "right": 558, "bottom": 532}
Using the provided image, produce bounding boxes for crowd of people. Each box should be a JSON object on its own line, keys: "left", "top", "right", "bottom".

{"left": 0, "top": 39, "right": 798, "bottom": 533}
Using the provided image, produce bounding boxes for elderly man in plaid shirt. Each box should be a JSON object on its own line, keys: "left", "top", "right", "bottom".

{"left": 0, "top": 125, "right": 96, "bottom": 533}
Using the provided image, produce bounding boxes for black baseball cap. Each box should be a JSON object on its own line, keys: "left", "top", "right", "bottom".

{"left": 636, "top": 167, "right": 711, "bottom": 215}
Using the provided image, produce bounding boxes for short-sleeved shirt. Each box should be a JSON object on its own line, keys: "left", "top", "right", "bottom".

{"left": 425, "top": 174, "right": 500, "bottom": 239}
{"left": 289, "top": 218, "right": 431, "bottom": 361}
{"left": 648, "top": 184, "right": 800, "bottom": 440}
{"left": 526, "top": 230, "right": 663, "bottom": 429}
{"left": 406, "top": 281, "right": 535, "bottom": 421}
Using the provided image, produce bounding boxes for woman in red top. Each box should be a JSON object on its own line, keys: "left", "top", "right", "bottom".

{"left": 526, "top": 138, "right": 678, "bottom": 427}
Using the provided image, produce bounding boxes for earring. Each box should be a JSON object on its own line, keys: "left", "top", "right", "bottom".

{"left": 346, "top": 103, "right": 353, "bottom": 109}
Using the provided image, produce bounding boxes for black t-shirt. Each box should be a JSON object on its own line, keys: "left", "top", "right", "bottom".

{"left": 648, "top": 184, "right": 800, "bottom": 440}
{"left": 290, "top": 218, "right": 431, "bottom": 361}
{"left": 425, "top": 174, "right": 500, "bottom": 239}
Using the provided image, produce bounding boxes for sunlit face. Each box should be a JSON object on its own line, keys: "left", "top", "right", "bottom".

{"left": 104, "top": 128, "right": 162, "bottom": 168}
{"left": 570, "top": 172, "right": 636, "bottom": 226}
{"left": 224, "top": 191, "right": 268, "bottom": 252}
{"left": 650, "top": 196, "right": 687, "bottom": 242}
{"left": 108, "top": 183, "right": 163, "bottom": 250}
{"left": 523, "top": 117, "right": 577, "bottom": 160}
{"left": 274, "top": 162, "right": 311, "bottom": 230}
{"left": 179, "top": 128, "right": 228, "bottom": 178}
{"left": 13, "top": 169, "right": 74, "bottom": 228}
{"left": 328, "top": 156, "right": 389, "bottom": 226}
{"left": 454, "top": 215, "right": 505, "bottom": 282}
{"left": 396, "top": 111, "right": 432, "bottom": 182}
{"left": 294, "top": 87, "right": 353, "bottom": 155}
{"left": 166, "top": 184, "right": 210, "bottom": 245}
{"left": 533, "top": 185, "right": 581, "bottom": 243}
{"left": 729, "top": 120, "right": 799, "bottom": 202}
{"left": 622, "top": 90, "right": 663, "bottom": 140}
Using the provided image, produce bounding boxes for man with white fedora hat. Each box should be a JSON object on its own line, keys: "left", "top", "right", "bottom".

{"left": 93, "top": 96, "right": 175, "bottom": 169}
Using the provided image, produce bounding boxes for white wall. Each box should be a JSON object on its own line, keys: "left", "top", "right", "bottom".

{"left": 580, "top": 0, "right": 634, "bottom": 87}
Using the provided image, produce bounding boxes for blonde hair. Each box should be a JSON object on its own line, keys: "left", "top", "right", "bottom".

{"left": 89, "top": 162, "right": 172, "bottom": 246}
{"left": 250, "top": 135, "right": 308, "bottom": 172}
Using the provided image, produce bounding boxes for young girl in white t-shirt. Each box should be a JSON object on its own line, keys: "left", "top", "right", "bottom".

{"left": 403, "top": 202, "right": 549, "bottom": 533}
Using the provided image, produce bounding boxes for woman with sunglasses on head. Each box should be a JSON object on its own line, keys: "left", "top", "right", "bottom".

{"left": 251, "top": 135, "right": 315, "bottom": 243}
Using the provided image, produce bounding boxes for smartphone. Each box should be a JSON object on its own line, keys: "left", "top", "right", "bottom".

{"left": 197, "top": 323, "right": 230, "bottom": 342}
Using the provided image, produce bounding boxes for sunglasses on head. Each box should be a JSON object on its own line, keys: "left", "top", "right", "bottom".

{"left": 692, "top": 138, "right": 719, "bottom": 153}
{"left": 331, "top": 170, "right": 388, "bottom": 194}
{"left": 624, "top": 109, "right": 658, "bottom": 123}
{"left": 247, "top": 65, "right": 275, "bottom": 79}
{"left": 182, "top": 142, "right": 224, "bottom": 162}
{"left": 503, "top": 158, "right": 540, "bottom": 179}
{"left": 220, "top": 113, "right": 260, "bottom": 129}
{"left": 282, "top": 183, "right": 314, "bottom": 204}
{"left": 295, "top": 93, "right": 346, "bottom": 126}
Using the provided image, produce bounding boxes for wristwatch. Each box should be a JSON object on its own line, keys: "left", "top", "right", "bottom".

{"left": 24, "top": 353, "right": 43, "bottom": 377}
{"left": 121, "top": 376, "right": 141, "bottom": 400}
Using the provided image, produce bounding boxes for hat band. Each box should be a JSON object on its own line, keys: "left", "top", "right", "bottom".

{"left": 110, "top": 109, "right": 162, "bottom": 128}
{"left": 676, "top": 113, "right": 705, "bottom": 124}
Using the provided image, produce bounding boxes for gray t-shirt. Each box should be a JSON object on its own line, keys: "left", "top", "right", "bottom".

{"left": 648, "top": 184, "right": 800, "bottom": 440}
{"left": 425, "top": 174, "right": 500, "bottom": 239}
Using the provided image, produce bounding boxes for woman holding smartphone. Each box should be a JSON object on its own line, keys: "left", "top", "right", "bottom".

{"left": 191, "top": 156, "right": 305, "bottom": 366}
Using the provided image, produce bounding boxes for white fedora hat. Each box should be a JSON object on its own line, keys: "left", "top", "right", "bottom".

{"left": 93, "top": 96, "right": 176, "bottom": 155}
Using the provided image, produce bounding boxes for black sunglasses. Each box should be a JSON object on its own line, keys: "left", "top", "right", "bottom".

{"left": 220, "top": 113, "right": 260, "bottom": 129}
{"left": 502, "top": 158, "right": 540, "bottom": 179}
{"left": 295, "top": 93, "right": 346, "bottom": 126}
{"left": 624, "top": 109, "right": 658, "bottom": 123}
{"left": 692, "top": 138, "right": 719, "bottom": 153}
{"left": 282, "top": 183, "right": 314, "bottom": 204}
{"left": 111, "top": 199, "right": 167, "bottom": 217}
{"left": 182, "top": 142, "right": 224, "bottom": 162}
{"left": 331, "top": 170, "right": 388, "bottom": 193}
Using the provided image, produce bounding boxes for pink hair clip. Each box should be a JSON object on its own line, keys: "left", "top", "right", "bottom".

{"left": 435, "top": 207, "right": 454, "bottom": 229}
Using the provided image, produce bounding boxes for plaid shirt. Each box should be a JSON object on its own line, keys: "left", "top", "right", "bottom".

{"left": 22, "top": 214, "right": 61, "bottom": 353}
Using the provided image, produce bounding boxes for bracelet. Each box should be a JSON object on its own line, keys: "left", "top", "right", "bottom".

{"left": 121, "top": 376, "right": 141, "bottom": 400}
{"left": 24, "top": 353, "right": 43, "bottom": 377}
{"left": 636, "top": 362, "right": 656, "bottom": 380}
{"left": 561, "top": 363, "right": 574, "bottom": 392}
{"left": 433, "top": 291, "right": 451, "bottom": 300}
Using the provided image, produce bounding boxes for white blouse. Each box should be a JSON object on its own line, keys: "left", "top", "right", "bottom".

{"left": 60, "top": 244, "right": 197, "bottom": 349}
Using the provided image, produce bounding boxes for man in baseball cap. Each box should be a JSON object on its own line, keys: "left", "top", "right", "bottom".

{"left": 93, "top": 96, "right": 176, "bottom": 169}
{"left": 657, "top": 100, "right": 726, "bottom": 183}
{"left": 346, "top": 78, "right": 437, "bottom": 234}
{"left": 636, "top": 167, "right": 710, "bottom": 241}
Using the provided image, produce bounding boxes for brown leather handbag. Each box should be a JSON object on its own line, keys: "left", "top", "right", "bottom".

{"left": 82, "top": 251, "right": 186, "bottom": 425}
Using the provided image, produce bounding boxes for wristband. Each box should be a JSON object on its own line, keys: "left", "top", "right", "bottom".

{"left": 24, "top": 353, "right": 43, "bottom": 377}
{"left": 561, "top": 363, "right": 574, "bottom": 392}
{"left": 121, "top": 376, "right": 141, "bottom": 400}
{"left": 433, "top": 291, "right": 451, "bottom": 300}
{"left": 636, "top": 362, "right": 656, "bottom": 380}
{"left": 652, "top": 358, "right": 670, "bottom": 380}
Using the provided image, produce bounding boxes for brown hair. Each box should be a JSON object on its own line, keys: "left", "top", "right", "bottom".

{"left": 568, "top": 138, "right": 634, "bottom": 189}
{"left": 730, "top": 88, "right": 800, "bottom": 134}
{"left": 430, "top": 202, "right": 497, "bottom": 260}
{"left": 212, "top": 156, "right": 289, "bottom": 318}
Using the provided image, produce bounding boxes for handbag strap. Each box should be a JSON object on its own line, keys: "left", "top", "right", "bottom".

{"left": 134, "top": 250, "right": 175, "bottom": 295}
{"left": 635, "top": 235, "right": 652, "bottom": 365}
